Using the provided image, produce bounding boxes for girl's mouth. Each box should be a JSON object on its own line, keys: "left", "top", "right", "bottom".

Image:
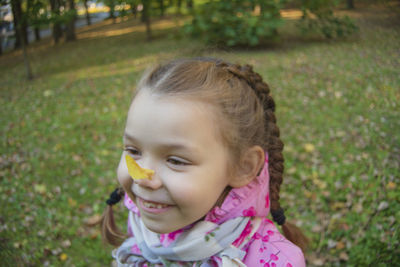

{"left": 138, "top": 197, "right": 172, "bottom": 213}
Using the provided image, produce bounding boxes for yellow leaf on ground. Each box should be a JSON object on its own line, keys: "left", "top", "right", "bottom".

{"left": 68, "top": 198, "right": 77, "bottom": 207}
{"left": 387, "top": 181, "right": 396, "bottom": 190}
{"left": 125, "top": 154, "right": 154, "bottom": 180}
{"left": 304, "top": 143, "right": 315, "bottom": 153}
{"left": 331, "top": 202, "right": 346, "bottom": 210}
{"left": 34, "top": 184, "right": 47, "bottom": 194}
{"left": 336, "top": 241, "right": 345, "bottom": 250}
{"left": 60, "top": 253, "right": 68, "bottom": 261}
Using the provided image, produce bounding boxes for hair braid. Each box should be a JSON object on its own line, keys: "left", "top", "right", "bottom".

{"left": 221, "top": 62, "right": 308, "bottom": 252}
{"left": 224, "top": 64, "right": 284, "bottom": 213}
{"left": 91, "top": 187, "right": 126, "bottom": 246}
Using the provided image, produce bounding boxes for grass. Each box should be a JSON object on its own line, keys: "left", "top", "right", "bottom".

{"left": 1, "top": 4, "right": 399, "bottom": 267}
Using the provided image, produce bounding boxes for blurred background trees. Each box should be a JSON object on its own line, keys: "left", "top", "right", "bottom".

{"left": 1, "top": 0, "right": 380, "bottom": 54}
{"left": 1, "top": 0, "right": 380, "bottom": 80}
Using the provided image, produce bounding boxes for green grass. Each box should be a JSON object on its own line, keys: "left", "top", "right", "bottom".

{"left": 1, "top": 5, "right": 399, "bottom": 267}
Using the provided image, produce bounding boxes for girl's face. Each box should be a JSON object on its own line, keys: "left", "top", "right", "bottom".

{"left": 117, "top": 90, "right": 238, "bottom": 233}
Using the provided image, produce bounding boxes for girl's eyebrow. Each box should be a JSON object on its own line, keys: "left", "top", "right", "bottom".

{"left": 123, "top": 133, "right": 137, "bottom": 142}
{"left": 123, "top": 132, "right": 196, "bottom": 151}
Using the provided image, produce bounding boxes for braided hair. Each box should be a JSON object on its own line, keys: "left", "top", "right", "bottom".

{"left": 218, "top": 62, "right": 308, "bottom": 251}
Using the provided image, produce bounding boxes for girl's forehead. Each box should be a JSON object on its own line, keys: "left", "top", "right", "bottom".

{"left": 126, "top": 90, "right": 222, "bottom": 143}
{"left": 130, "top": 89, "right": 217, "bottom": 118}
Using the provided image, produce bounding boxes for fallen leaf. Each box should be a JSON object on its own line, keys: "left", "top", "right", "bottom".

{"left": 303, "top": 143, "right": 315, "bottom": 153}
{"left": 68, "top": 198, "right": 77, "bottom": 207}
{"left": 386, "top": 181, "right": 396, "bottom": 190}
{"left": 331, "top": 202, "right": 345, "bottom": 210}
{"left": 84, "top": 214, "right": 102, "bottom": 226}
{"left": 52, "top": 248, "right": 62, "bottom": 255}
{"left": 339, "top": 252, "right": 349, "bottom": 261}
{"left": 34, "top": 184, "right": 47, "bottom": 194}
{"left": 336, "top": 241, "right": 345, "bottom": 250}
{"left": 310, "top": 257, "right": 325, "bottom": 266}
{"left": 61, "top": 240, "right": 71, "bottom": 248}
{"left": 327, "top": 239, "right": 337, "bottom": 249}
{"left": 43, "top": 90, "right": 53, "bottom": 97}
{"left": 377, "top": 201, "right": 389, "bottom": 211}
{"left": 59, "top": 253, "right": 68, "bottom": 261}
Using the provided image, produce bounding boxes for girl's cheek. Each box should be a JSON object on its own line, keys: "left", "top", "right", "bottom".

{"left": 170, "top": 183, "right": 200, "bottom": 205}
{"left": 117, "top": 155, "right": 132, "bottom": 191}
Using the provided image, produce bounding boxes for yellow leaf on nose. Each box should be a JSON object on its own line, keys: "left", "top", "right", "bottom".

{"left": 125, "top": 154, "right": 154, "bottom": 180}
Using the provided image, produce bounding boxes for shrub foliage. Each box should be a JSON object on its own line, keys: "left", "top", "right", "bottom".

{"left": 186, "top": 0, "right": 284, "bottom": 47}
{"left": 299, "top": 0, "right": 358, "bottom": 38}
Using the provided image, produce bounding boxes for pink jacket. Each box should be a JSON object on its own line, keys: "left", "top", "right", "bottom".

{"left": 124, "top": 156, "right": 306, "bottom": 266}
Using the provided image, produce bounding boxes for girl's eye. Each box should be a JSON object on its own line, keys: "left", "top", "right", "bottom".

{"left": 124, "top": 147, "right": 141, "bottom": 156}
{"left": 167, "top": 157, "right": 190, "bottom": 166}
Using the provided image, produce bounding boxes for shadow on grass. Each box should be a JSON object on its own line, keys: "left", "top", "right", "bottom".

{"left": 0, "top": 16, "right": 194, "bottom": 80}
{"left": 1, "top": 4, "right": 398, "bottom": 87}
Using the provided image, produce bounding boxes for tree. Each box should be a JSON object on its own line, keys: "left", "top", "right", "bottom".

{"left": 186, "top": 0, "right": 193, "bottom": 10}
{"left": 0, "top": 0, "right": 8, "bottom": 55}
{"left": 176, "top": 0, "right": 181, "bottom": 14}
{"left": 158, "top": 0, "right": 164, "bottom": 17}
{"left": 82, "top": 0, "right": 91, "bottom": 25}
{"left": 10, "top": 0, "right": 27, "bottom": 48}
{"left": 347, "top": 0, "right": 354, "bottom": 9}
{"left": 104, "top": 0, "right": 116, "bottom": 22}
{"left": 142, "top": 0, "right": 151, "bottom": 40}
{"left": 127, "top": 0, "right": 139, "bottom": 18}
{"left": 65, "top": 0, "right": 76, "bottom": 41}
{"left": 11, "top": 0, "right": 33, "bottom": 79}
{"left": 27, "top": 0, "right": 49, "bottom": 42}
{"left": 49, "top": 0, "right": 63, "bottom": 44}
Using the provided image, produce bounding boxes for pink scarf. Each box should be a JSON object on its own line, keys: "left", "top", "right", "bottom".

{"left": 118, "top": 155, "right": 306, "bottom": 266}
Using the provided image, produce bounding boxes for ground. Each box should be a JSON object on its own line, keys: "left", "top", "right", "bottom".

{"left": 0, "top": 3, "right": 399, "bottom": 266}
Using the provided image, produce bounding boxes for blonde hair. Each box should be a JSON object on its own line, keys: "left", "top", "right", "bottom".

{"left": 98, "top": 58, "right": 308, "bottom": 251}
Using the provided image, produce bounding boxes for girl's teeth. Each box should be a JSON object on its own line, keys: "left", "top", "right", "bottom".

{"left": 143, "top": 200, "right": 168, "bottom": 209}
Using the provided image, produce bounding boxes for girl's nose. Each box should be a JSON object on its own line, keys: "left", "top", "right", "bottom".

{"left": 124, "top": 154, "right": 163, "bottom": 190}
{"left": 134, "top": 172, "right": 162, "bottom": 190}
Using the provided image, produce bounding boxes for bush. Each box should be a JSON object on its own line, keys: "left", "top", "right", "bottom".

{"left": 299, "top": 0, "right": 358, "bottom": 38}
{"left": 185, "top": 0, "right": 285, "bottom": 47}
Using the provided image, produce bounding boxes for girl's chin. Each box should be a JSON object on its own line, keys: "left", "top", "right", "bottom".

{"left": 140, "top": 213, "right": 205, "bottom": 234}
{"left": 141, "top": 218, "right": 181, "bottom": 234}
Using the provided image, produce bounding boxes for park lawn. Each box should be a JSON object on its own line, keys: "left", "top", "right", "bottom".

{"left": 1, "top": 5, "right": 399, "bottom": 267}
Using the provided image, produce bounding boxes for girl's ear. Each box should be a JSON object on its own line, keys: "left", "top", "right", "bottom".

{"left": 229, "top": 146, "right": 265, "bottom": 188}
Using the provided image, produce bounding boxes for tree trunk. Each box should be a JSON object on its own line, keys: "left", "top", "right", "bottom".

{"left": 141, "top": 1, "right": 145, "bottom": 22}
{"left": 12, "top": 0, "right": 33, "bottom": 79}
{"left": 142, "top": 0, "right": 152, "bottom": 40}
{"left": 108, "top": 0, "right": 116, "bottom": 22}
{"left": 49, "top": 0, "right": 63, "bottom": 44}
{"left": 131, "top": 3, "right": 138, "bottom": 18}
{"left": 159, "top": 0, "right": 164, "bottom": 17}
{"left": 176, "top": 0, "right": 182, "bottom": 15}
{"left": 21, "top": 30, "right": 33, "bottom": 80}
{"left": 65, "top": 0, "right": 77, "bottom": 41}
{"left": 83, "top": 0, "right": 91, "bottom": 25}
{"left": 34, "top": 27, "right": 41, "bottom": 41}
{"left": 186, "top": 0, "right": 193, "bottom": 10}
{"left": 11, "top": 0, "right": 28, "bottom": 49}
{"left": 347, "top": 0, "right": 355, "bottom": 9}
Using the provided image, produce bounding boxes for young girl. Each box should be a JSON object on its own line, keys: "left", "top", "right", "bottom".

{"left": 100, "top": 58, "right": 308, "bottom": 266}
